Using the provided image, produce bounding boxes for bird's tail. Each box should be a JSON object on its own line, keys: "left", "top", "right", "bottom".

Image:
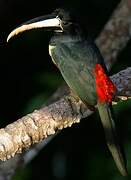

{"left": 97, "top": 102, "right": 127, "bottom": 176}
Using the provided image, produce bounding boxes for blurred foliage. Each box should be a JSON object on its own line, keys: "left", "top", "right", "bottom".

{"left": 0, "top": 0, "right": 130, "bottom": 179}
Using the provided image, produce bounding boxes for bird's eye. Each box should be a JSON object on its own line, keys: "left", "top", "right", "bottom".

{"left": 56, "top": 14, "right": 63, "bottom": 20}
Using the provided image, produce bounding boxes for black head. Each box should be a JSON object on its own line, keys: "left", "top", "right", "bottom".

{"left": 53, "top": 8, "right": 71, "bottom": 22}
{"left": 7, "top": 8, "right": 83, "bottom": 42}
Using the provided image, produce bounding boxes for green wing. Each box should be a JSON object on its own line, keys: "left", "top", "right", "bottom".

{"left": 49, "top": 41, "right": 98, "bottom": 105}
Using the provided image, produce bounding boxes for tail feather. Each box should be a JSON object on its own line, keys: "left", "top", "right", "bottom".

{"left": 97, "top": 102, "right": 127, "bottom": 176}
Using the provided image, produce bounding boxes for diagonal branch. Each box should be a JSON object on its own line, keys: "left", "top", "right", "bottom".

{"left": 96, "top": 0, "right": 131, "bottom": 70}
{"left": 0, "top": 67, "right": 131, "bottom": 162}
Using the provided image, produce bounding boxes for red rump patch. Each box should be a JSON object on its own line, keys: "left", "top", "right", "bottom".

{"left": 94, "top": 64, "right": 116, "bottom": 103}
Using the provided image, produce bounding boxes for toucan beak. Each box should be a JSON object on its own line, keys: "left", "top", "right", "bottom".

{"left": 7, "top": 14, "right": 61, "bottom": 42}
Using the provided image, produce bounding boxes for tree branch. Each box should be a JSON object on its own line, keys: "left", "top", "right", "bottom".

{"left": 0, "top": 67, "right": 130, "bottom": 162}
{"left": 96, "top": 0, "right": 131, "bottom": 70}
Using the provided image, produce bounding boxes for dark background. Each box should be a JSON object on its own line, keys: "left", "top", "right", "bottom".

{"left": 0, "top": 0, "right": 131, "bottom": 179}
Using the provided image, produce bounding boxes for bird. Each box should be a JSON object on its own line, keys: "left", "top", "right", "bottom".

{"left": 7, "top": 8, "right": 127, "bottom": 176}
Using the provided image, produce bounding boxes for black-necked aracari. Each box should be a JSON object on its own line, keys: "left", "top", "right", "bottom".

{"left": 7, "top": 8, "right": 127, "bottom": 176}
